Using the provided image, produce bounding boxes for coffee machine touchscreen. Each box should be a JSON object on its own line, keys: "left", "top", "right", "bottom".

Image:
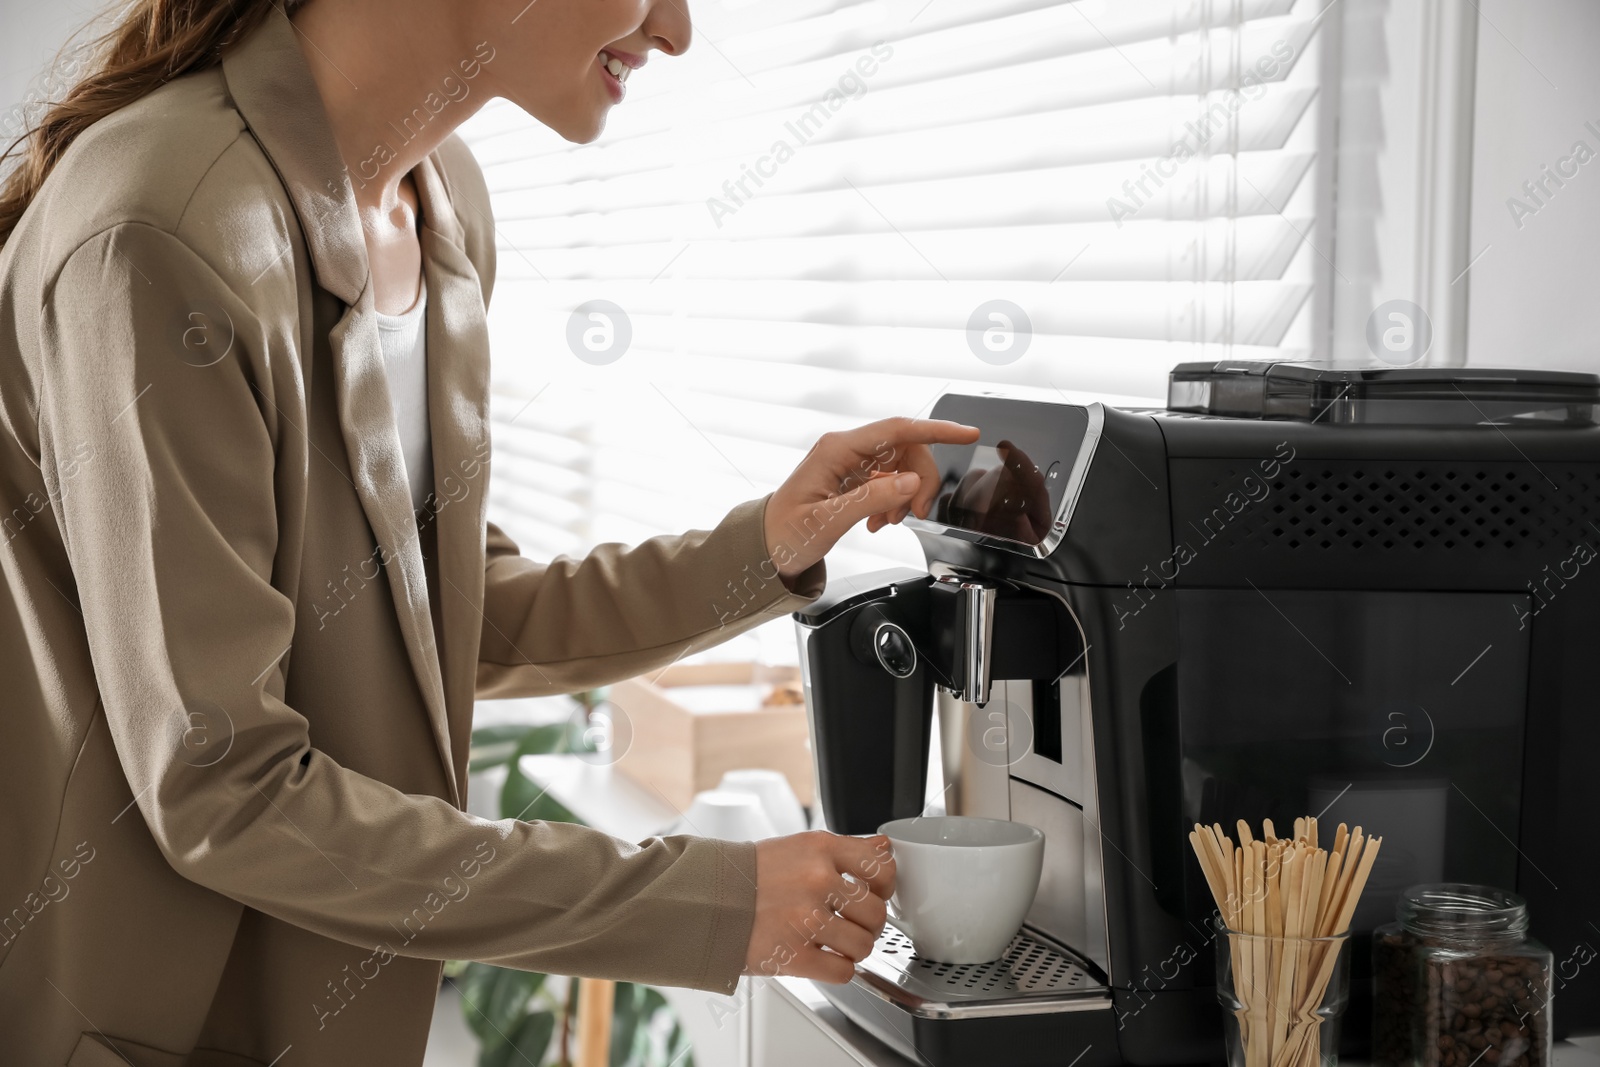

{"left": 928, "top": 395, "right": 1090, "bottom": 547}
{"left": 938, "top": 441, "right": 1054, "bottom": 545}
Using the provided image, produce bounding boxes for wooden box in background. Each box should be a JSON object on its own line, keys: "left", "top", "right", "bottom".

{"left": 608, "top": 662, "right": 814, "bottom": 812}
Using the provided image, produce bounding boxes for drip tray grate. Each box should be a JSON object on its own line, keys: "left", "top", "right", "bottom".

{"left": 852, "top": 927, "right": 1112, "bottom": 1019}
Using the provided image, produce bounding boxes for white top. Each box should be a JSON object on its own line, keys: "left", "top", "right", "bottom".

{"left": 373, "top": 277, "right": 433, "bottom": 515}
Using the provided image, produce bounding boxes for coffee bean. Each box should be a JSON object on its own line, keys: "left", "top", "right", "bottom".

{"left": 1372, "top": 928, "right": 1552, "bottom": 1067}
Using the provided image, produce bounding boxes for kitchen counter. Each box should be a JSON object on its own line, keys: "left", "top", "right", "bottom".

{"left": 749, "top": 977, "right": 916, "bottom": 1066}
{"left": 756, "top": 976, "right": 1600, "bottom": 1067}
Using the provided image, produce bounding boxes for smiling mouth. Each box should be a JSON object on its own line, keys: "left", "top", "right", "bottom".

{"left": 599, "top": 50, "right": 636, "bottom": 85}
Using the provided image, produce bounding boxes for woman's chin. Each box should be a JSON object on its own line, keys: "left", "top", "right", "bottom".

{"left": 534, "top": 105, "right": 608, "bottom": 145}
{"left": 564, "top": 116, "right": 608, "bottom": 144}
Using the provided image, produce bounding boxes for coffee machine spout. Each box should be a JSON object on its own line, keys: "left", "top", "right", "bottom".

{"left": 940, "top": 576, "right": 997, "bottom": 707}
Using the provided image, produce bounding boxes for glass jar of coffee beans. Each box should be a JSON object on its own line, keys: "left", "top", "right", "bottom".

{"left": 1373, "top": 884, "right": 1552, "bottom": 1067}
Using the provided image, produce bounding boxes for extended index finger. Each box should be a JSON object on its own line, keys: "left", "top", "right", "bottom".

{"left": 838, "top": 416, "right": 980, "bottom": 456}
{"left": 840, "top": 417, "right": 980, "bottom": 524}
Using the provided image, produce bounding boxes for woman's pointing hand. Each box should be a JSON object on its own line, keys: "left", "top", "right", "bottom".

{"left": 763, "top": 417, "right": 980, "bottom": 582}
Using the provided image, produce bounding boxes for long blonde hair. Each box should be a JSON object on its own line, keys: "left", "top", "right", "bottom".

{"left": 0, "top": 0, "right": 301, "bottom": 250}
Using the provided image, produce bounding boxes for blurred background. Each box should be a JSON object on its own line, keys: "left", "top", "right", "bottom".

{"left": 7, "top": 0, "right": 1600, "bottom": 1064}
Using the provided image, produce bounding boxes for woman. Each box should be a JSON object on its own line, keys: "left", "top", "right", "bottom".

{"left": 0, "top": 0, "right": 979, "bottom": 1062}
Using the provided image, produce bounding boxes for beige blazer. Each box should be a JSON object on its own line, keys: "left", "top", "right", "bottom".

{"left": 0, "top": 10, "right": 824, "bottom": 1066}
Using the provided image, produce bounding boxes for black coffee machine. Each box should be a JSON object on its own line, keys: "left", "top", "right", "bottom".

{"left": 794, "top": 363, "right": 1600, "bottom": 1067}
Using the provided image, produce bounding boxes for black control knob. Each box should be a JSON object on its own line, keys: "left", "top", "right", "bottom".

{"left": 871, "top": 622, "right": 918, "bottom": 679}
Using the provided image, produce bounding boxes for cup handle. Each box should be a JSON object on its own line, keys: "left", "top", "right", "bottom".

{"left": 884, "top": 908, "right": 915, "bottom": 941}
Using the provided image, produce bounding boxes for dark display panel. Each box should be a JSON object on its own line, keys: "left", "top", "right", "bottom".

{"left": 928, "top": 395, "right": 1090, "bottom": 547}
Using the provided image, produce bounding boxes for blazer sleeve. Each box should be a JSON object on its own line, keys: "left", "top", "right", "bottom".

{"left": 36, "top": 222, "right": 777, "bottom": 993}
{"left": 476, "top": 504, "right": 826, "bottom": 699}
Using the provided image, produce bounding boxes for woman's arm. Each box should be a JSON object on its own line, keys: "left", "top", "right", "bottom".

{"left": 475, "top": 496, "right": 821, "bottom": 699}
{"left": 476, "top": 417, "right": 980, "bottom": 699}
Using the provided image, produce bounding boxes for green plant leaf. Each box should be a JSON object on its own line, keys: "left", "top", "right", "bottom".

{"left": 469, "top": 748, "right": 518, "bottom": 775}
{"left": 457, "top": 964, "right": 500, "bottom": 1043}
{"left": 635, "top": 1013, "right": 657, "bottom": 1064}
{"left": 471, "top": 721, "right": 576, "bottom": 774}
{"left": 480, "top": 1009, "right": 556, "bottom": 1067}
{"left": 459, "top": 964, "right": 545, "bottom": 1048}
{"left": 666, "top": 1020, "right": 694, "bottom": 1067}
{"left": 638, "top": 986, "right": 667, "bottom": 1016}
{"left": 516, "top": 723, "right": 575, "bottom": 757}
{"left": 488, "top": 970, "right": 546, "bottom": 1030}
{"left": 609, "top": 982, "right": 643, "bottom": 1067}
{"left": 471, "top": 722, "right": 547, "bottom": 748}
{"left": 500, "top": 759, "right": 582, "bottom": 824}
{"left": 469, "top": 724, "right": 540, "bottom": 774}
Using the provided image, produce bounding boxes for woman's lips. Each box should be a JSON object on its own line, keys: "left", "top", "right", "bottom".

{"left": 604, "top": 47, "right": 648, "bottom": 71}
{"left": 598, "top": 49, "right": 637, "bottom": 102}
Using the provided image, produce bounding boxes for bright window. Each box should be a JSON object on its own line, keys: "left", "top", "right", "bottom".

{"left": 458, "top": 0, "right": 1334, "bottom": 617}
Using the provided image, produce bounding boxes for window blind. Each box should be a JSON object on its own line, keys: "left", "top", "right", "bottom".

{"left": 458, "top": 0, "right": 1333, "bottom": 619}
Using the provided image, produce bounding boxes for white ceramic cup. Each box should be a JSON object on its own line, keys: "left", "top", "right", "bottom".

{"left": 878, "top": 815, "right": 1044, "bottom": 964}
{"left": 717, "top": 768, "right": 808, "bottom": 837}
{"left": 677, "top": 789, "right": 778, "bottom": 842}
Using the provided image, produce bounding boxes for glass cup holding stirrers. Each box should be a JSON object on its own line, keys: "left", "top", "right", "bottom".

{"left": 1216, "top": 918, "right": 1352, "bottom": 1067}
{"left": 1191, "top": 816, "right": 1384, "bottom": 1067}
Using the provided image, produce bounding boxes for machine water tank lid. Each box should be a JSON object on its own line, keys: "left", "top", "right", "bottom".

{"left": 1166, "top": 360, "right": 1600, "bottom": 426}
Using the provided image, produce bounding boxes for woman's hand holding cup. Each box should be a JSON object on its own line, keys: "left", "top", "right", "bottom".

{"left": 742, "top": 831, "right": 896, "bottom": 983}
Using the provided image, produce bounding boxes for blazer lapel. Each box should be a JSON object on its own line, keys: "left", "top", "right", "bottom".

{"left": 221, "top": 9, "right": 459, "bottom": 804}
{"left": 412, "top": 157, "right": 493, "bottom": 786}
{"left": 325, "top": 299, "right": 459, "bottom": 804}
